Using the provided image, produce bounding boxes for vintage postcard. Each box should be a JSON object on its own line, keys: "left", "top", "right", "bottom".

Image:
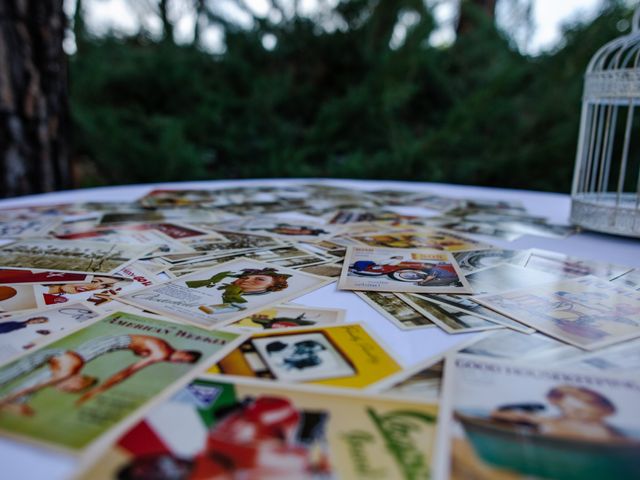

{"left": 355, "top": 291, "right": 437, "bottom": 330}
{"left": 0, "top": 284, "right": 39, "bottom": 313}
{"left": 460, "top": 329, "right": 583, "bottom": 362}
{"left": 399, "top": 293, "right": 503, "bottom": 334}
{"left": 425, "top": 293, "right": 535, "bottom": 333}
{"left": 0, "top": 311, "right": 242, "bottom": 452}
{"left": 520, "top": 249, "right": 632, "bottom": 280}
{"left": 0, "top": 303, "right": 101, "bottom": 365}
{"left": 611, "top": 269, "right": 640, "bottom": 290}
{"left": 217, "top": 215, "right": 344, "bottom": 241}
{"left": 297, "top": 262, "right": 344, "bottom": 278}
{"left": 352, "top": 228, "right": 492, "bottom": 252}
{"left": 0, "top": 269, "right": 93, "bottom": 285}
{"left": 209, "top": 323, "right": 402, "bottom": 389}
{"left": 453, "top": 248, "right": 528, "bottom": 274}
{"left": 56, "top": 227, "right": 195, "bottom": 257}
{"left": 465, "top": 263, "right": 564, "bottom": 295}
{"left": 78, "top": 376, "right": 438, "bottom": 480}
{"left": 225, "top": 304, "right": 345, "bottom": 331}
{"left": 118, "top": 259, "right": 332, "bottom": 329}
{"left": 183, "top": 231, "right": 284, "bottom": 255}
{"left": 434, "top": 354, "right": 640, "bottom": 480}
{"left": 0, "top": 239, "right": 154, "bottom": 275}
{"left": 339, "top": 246, "right": 472, "bottom": 294}
{"left": 0, "top": 218, "right": 61, "bottom": 239}
{"left": 558, "top": 338, "right": 640, "bottom": 375}
{"left": 473, "top": 276, "right": 640, "bottom": 350}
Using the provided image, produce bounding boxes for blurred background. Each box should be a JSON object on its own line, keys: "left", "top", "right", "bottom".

{"left": 1, "top": 0, "right": 637, "bottom": 197}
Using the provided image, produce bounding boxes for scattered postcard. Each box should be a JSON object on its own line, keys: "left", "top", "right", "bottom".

{"left": 339, "top": 246, "right": 472, "bottom": 294}
{"left": 0, "top": 269, "right": 92, "bottom": 285}
{"left": 217, "top": 215, "right": 344, "bottom": 241}
{"left": 520, "top": 248, "right": 632, "bottom": 280}
{"left": 0, "top": 239, "right": 154, "bottom": 275}
{"left": 558, "top": 338, "right": 640, "bottom": 375}
{"left": 434, "top": 354, "right": 640, "bottom": 480}
{"left": 225, "top": 304, "right": 345, "bottom": 331}
{"left": 0, "top": 303, "right": 101, "bottom": 364}
{"left": 209, "top": 323, "right": 402, "bottom": 389}
{"left": 399, "top": 294, "right": 503, "bottom": 334}
{"left": 473, "top": 276, "right": 640, "bottom": 350}
{"left": 183, "top": 231, "right": 284, "bottom": 255}
{"left": 0, "top": 218, "right": 61, "bottom": 239}
{"left": 352, "top": 228, "right": 492, "bottom": 252}
{"left": 355, "top": 291, "right": 437, "bottom": 330}
{"left": 118, "top": 259, "right": 333, "bottom": 329}
{"left": 370, "top": 354, "right": 447, "bottom": 403}
{"left": 465, "top": 263, "right": 565, "bottom": 295}
{"left": 78, "top": 376, "right": 438, "bottom": 480}
{"left": 453, "top": 248, "right": 528, "bottom": 274}
{"left": 0, "top": 284, "right": 39, "bottom": 313}
{"left": 611, "top": 269, "right": 640, "bottom": 290}
{"left": 460, "top": 329, "right": 583, "bottom": 362}
{"left": 424, "top": 293, "right": 535, "bottom": 333}
{"left": 297, "top": 262, "right": 344, "bottom": 278}
{"left": 0, "top": 311, "right": 242, "bottom": 452}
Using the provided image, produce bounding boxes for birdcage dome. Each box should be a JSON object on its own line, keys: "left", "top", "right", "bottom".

{"left": 570, "top": 9, "right": 640, "bottom": 237}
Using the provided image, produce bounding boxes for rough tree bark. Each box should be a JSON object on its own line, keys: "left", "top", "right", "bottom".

{"left": 0, "top": 0, "right": 71, "bottom": 197}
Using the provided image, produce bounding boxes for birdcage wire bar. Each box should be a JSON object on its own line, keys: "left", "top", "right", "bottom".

{"left": 570, "top": 8, "right": 640, "bottom": 237}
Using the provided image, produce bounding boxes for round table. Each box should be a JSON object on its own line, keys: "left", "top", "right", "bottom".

{"left": 0, "top": 179, "right": 638, "bottom": 479}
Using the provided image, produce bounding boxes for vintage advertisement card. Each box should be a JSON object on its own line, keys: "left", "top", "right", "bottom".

{"left": 0, "top": 284, "right": 40, "bottom": 313}
{"left": 0, "top": 311, "right": 241, "bottom": 452}
{"left": 0, "top": 269, "right": 93, "bottom": 285}
{"left": 209, "top": 323, "right": 402, "bottom": 389}
{"left": 352, "top": 228, "right": 492, "bottom": 252}
{"left": 465, "top": 263, "right": 564, "bottom": 295}
{"left": 423, "top": 293, "right": 535, "bottom": 334}
{"left": 355, "top": 291, "right": 437, "bottom": 330}
{"left": 434, "top": 354, "right": 640, "bottom": 480}
{"left": 225, "top": 304, "right": 345, "bottom": 331}
{"left": 297, "top": 262, "right": 344, "bottom": 279}
{"left": 399, "top": 294, "right": 503, "bottom": 334}
{"left": 78, "top": 376, "right": 438, "bottom": 480}
{"left": 118, "top": 259, "right": 332, "bottom": 329}
{"left": 473, "top": 276, "right": 640, "bottom": 350}
{"left": 0, "top": 303, "right": 101, "bottom": 365}
{"left": 339, "top": 246, "right": 472, "bottom": 294}
{"left": 0, "top": 239, "right": 154, "bottom": 275}
{"left": 453, "top": 249, "right": 528, "bottom": 274}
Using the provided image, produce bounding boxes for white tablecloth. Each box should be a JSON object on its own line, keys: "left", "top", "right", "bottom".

{"left": 0, "top": 178, "right": 638, "bottom": 479}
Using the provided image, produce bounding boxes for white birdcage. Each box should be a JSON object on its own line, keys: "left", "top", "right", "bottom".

{"left": 570, "top": 9, "right": 640, "bottom": 237}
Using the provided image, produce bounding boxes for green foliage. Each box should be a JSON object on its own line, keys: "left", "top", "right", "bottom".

{"left": 70, "top": 0, "right": 632, "bottom": 191}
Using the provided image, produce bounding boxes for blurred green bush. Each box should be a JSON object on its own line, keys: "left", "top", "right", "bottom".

{"left": 70, "top": 1, "right": 630, "bottom": 191}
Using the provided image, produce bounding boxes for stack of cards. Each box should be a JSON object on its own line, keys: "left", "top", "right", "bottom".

{"left": 0, "top": 183, "right": 636, "bottom": 479}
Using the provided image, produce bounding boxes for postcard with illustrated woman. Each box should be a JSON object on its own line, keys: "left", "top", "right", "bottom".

{"left": 208, "top": 323, "right": 402, "bottom": 389}
{"left": 224, "top": 304, "right": 346, "bottom": 332}
{"left": 0, "top": 303, "right": 102, "bottom": 366}
{"left": 0, "top": 311, "right": 243, "bottom": 453}
{"left": 0, "top": 239, "right": 155, "bottom": 275}
{"left": 472, "top": 276, "right": 640, "bottom": 350}
{"left": 339, "top": 246, "right": 472, "bottom": 294}
{"left": 117, "top": 259, "right": 333, "bottom": 329}
{"left": 434, "top": 354, "right": 640, "bottom": 480}
{"left": 77, "top": 376, "right": 439, "bottom": 480}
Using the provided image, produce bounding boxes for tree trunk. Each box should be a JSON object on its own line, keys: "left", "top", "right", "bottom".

{"left": 456, "top": 0, "right": 497, "bottom": 36}
{"left": 0, "top": 0, "right": 71, "bottom": 198}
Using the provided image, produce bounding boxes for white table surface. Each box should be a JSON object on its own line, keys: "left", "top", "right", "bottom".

{"left": 0, "top": 178, "right": 639, "bottom": 479}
